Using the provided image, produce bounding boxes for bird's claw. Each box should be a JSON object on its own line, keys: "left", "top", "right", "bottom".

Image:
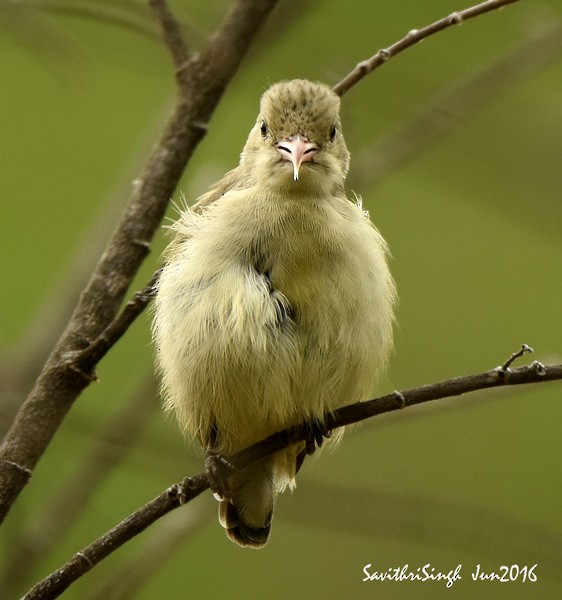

{"left": 304, "top": 419, "right": 332, "bottom": 455}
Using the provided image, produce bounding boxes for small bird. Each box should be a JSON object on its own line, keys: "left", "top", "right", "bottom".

{"left": 152, "top": 79, "right": 395, "bottom": 548}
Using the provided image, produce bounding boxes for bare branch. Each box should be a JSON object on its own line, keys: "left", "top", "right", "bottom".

{"left": 0, "top": 0, "right": 278, "bottom": 524}
{"left": 22, "top": 358, "right": 562, "bottom": 600}
{"left": 332, "top": 0, "right": 521, "bottom": 96}
{"left": 230, "top": 360, "right": 560, "bottom": 469}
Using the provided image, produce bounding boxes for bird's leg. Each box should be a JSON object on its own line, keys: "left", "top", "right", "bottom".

{"left": 205, "top": 424, "right": 236, "bottom": 500}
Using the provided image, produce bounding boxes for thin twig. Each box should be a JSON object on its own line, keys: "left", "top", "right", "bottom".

{"left": 230, "top": 360, "right": 561, "bottom": 469}
{"left": 70, "top": 269, "right": 161, "bottom": 376}
{"left": 0, "top": 0, "right": 278, "bottom": 525}
{"left": 148, "top": 0, "right": 190, "bottom": 71}
{"left": 332, "top": 0, "right": 521, "bottom": 96}
{"left": 22, "top": 359, "right": 562, "bottom": 600}
{"left": 500, "top": 343, "right": 534, "bottom": 371}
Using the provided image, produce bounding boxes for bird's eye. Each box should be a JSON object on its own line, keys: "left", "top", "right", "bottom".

{"left": 329, "top": 126, "right": 337, "bottom": 142}
{"left": 260, "top": 120, "right": 268, "bottom": 138}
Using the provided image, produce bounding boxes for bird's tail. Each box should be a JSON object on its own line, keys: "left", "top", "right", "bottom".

{"left": 218, "top": 458, "right": 277, "bottom": 548}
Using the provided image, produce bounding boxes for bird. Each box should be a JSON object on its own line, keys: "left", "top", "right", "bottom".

{"left": 152, "top": 79, "right": 395, "bottom": 548}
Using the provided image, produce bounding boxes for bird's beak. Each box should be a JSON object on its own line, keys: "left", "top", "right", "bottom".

{"left": 275, "top": 134, "right": 318, "bottom": 181}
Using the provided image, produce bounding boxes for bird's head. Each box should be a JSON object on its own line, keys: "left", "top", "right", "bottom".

{"left": 241, "top": 79, "right": 350, "bottom": 195}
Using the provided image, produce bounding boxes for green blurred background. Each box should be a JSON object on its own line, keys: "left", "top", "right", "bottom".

{"left": 1, "top": 0, "right": 561, "bottom": 598}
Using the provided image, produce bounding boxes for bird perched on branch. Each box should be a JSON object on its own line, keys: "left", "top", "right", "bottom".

{"left": 152, "top": 79, "right": 395, "bottom": 548}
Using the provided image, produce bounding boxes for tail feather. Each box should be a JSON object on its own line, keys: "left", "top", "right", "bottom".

{"left": 219, "top": 500, "right": 272, "bottom": 548}
{"left": 218, "top": 459, "right": 276, "bottom": 548}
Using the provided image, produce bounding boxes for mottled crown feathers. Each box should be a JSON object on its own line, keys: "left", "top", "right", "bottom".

{"left": 259, "top": 79, "right": 342, "bottom": 145}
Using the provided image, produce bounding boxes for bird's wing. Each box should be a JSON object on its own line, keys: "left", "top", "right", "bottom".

{"left": 163, "top": 164, "right": 249, "bottom": 260}
{"left": 190, "top": 164, "right": 247, "bottom": 213}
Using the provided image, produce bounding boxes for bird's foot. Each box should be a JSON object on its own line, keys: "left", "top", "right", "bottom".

{"left": 304, "top": 419, "right": 332, "bottom": 456}
{"left": 205, "top": 451, "right": 235, "bottom": 500}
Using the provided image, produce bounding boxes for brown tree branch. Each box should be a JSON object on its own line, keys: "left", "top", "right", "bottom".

{"left": 332, "top": 0, "right": 521, "bottom": 96}
{"left": 229, "top": 358, "right": 561, "bottom": 469}
{"left": 0, "top": 0, "right": 278, "bottom": 525}
{"left": 22, "top": 358, "right": 562, "bottom": 600}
